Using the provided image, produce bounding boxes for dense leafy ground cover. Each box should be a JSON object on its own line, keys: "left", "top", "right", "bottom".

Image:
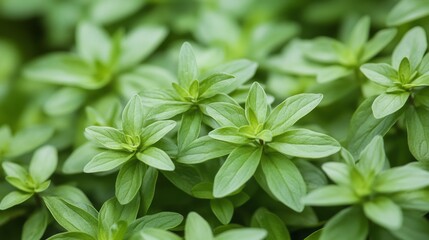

{"left": 2, "top": 0, "right": 429, "bottom": 239}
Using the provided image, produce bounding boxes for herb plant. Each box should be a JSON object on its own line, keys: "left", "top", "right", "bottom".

{"left": 2, "top": 0, "right": 429, "bottom": 239}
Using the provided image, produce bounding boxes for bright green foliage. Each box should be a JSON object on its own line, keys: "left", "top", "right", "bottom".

{"left": 3, "top": 1, "right": 429, "bottom": 240}
{"left": 304, "top": 136, "right": 429, "bottom": 239}
{"left": 84, "top": 95, "right": 176, "bottom": 204}
{"left": 202, "top": 82, "right": 341, "bottom": 211}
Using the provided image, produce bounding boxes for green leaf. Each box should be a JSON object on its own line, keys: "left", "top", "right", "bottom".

{"left": 390, "top": 210, "right": 429, "bottom": 240}
{"left": 346, "top": 96, "right": 401, "bottom": 158}
{"left": 269, "top": 129, "right": 341, "bottom": 158}
{"left": 205, "top": 102, "right": 248, "bottom": 127}
{"left": 304, "top": 185, "right": 359, "bottom": 206}
{"left": 191, "top": 182, "right": 214, "bottom": 199}
{"left": 361, "top": 28, "right": 397, "bottom": 62}
{"left": 84, "top": 126, "right": 126, "bottom": 150}
{"left": 372, "top": 92, "right": 410, "bottom": 119}
{"left": 130, "top": 212, "right": 184, "bottom": 231}
{"left": 261, "top": 153, "right": 306, "bottom": 211}
{"left": 29, "top": 145, "right": 57, "bottom": 183}
{"left": 209, "top": 127, "right": 250, "bottom": 144}
{"left": 76, "top": 21, "right": 111, "bottom": 63}
{"left": 0, "top": 191, "right": 33, "bottom": 210}
{"left": 115, "top": 161, "right": 145, "bottom": 204}
{"left": 178, "top": 42, "right": 198, "bottom": 89}
{"left": 265, "top": 93, "right": 323, "bottom": 136}
{"left": 347, "top": 16, "right": 370, "bottom": 54}
{"left": 320, "top": 207, "right": 368, "bottom": 240}
{"left": 387, "top": 0, "right": 429, "bottom": 26}
{"left": 215, "top": 229, "right": 267, "bottom": 240}
{"left": 7, "top": 125, "right": 54, "bottom": 158}
{"left": 2, "top": 161, "right": 27, "bottom": 180}
{"left": 210, "top": 198, "right": 234, "bottom": 224}
{"left": 122, "top": 95, "right": 144, "bottom": 136}
{"left": 360, "top": 63, "right": 397, "bottom": 87}
{"left": 119, "top": 26, "right": 168, "bottom": 70}
{"left": 358, "top": 136, "right": 385, "bottom": 175}
{"left": 374, "top": 165, "right": 429, "bottom": 193}
{"left": 199, "top": 73, "right": 235, "bottom": 99}
{"left": 23, "top": 53, "right": 101, "bottom": 89}
{"left": 392, "top": 27, "right": 427, "bottom": 71}
{"left": 137, "top": 228, "right": 181, "bottom": 240}
{"left": 316, "top": 65, "right": 352, "bottom": 83}
{"left": 245, "top": 82, "right": 268, "bottom": 124}
{"left": 185, "top": 212, "right": 214, "bottom": 240}
{"left": 141, "top": 167, "right": 158, "bottom": 214}
{"left": 63, "top": 143, "right": 100, "bottom": 174}
{"left": 47, "top": 232, "right": 95, "bottom": 240}
{"left": 99, "top": 197, "right": 140, "bottom": 235}
{"left": 406, "top": 106, "right": 429, "bottom": 161}
{"left": 213, "top": 146, "right": 263, "bottom": 198}
{"left": 177, "top": 136, "right": 235, "bottom": 164}
{"left": 178, "top": 110, "right": 202, "bottom": 151}
{"left": 22, "top": 209, "right": 49, "bottom": 240}
{"left": 304, "top": 229, "right": 322, "bottom": 240}
{"left": 306, "top": 37, "right": 349, "bottom": 65}
{"left": 322, "top": 162, "right": 351, "bottom": 185}
{"left": 141, "top": 120, "right": 176, "bottom": 148}
{"left": 363, "top": 197, "right": 402, "bottom": 230}
{"left": 44, "top": 87, "right": 87, "bottom": 116}
{"left": 137, "top": 147, "right": 175, "bottom": 171}
{"left": 251, "top": 208, "right": 291, "bottom": 240}
{"left": 205, "top": 59, "right": 258, "bottom": 92}
{"left": 84, "top": 151, "right": 133, "bottom": 173}
{"left": 5, "top": 177, "right": 31, "bottom": 192}
{"left": 43, "top": 196, "right": 98, "bottom": 237}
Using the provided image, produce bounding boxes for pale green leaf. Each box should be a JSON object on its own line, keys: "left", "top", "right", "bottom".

{"left": 177, "top": 136, "right": 235, "bottom": 164}
{"left": 137, "top": 147, "right": 175, "bottom": 171}
{"left": 251, "top": 208, "right": 291, "bottom": 240}
{"left": 363, "top": 197, "right": 402, "bottom": 230}
{"left": 84, "top": 126, "right": 126, "bottom": 150}
{"left": 320, "top": 207, "right": 368, "bottom": 240}
{"left": 122, "top": 95, "right": 144, "bottom": 136}
{"left": 185, "top": 212, "right": 213, "bottom": 240}
{"left": 84, "top": 151, "right": 133, "bottom": 173}
{"left": 0, "top": 191, "right": 33, "bottom": 210}
{"left": 262, "top": 154, "right": 306, "bottom": 211}
{"left": 178, "top": 42, "right": 198, "bottom": 89}
{"left": 30, "top": 145, "right": 57, "bottom": 183}
{"left": 304, "top": 185, "right": 359, "bottom": 206}
{"left": 392, "top": 27, "right": 427, "bottom": 71}
{"left": 213, "top": 146, "right": 262, "bottom": 198}
{"left": 210, "top": 198, "right": 234, "bottom": 225}
{"left": 115, "top": 161, "right": 144, "bottom": 204}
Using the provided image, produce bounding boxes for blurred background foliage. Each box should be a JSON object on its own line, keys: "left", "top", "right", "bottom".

{"left": 1, "top": 0, "right": 429, "bottom": 238}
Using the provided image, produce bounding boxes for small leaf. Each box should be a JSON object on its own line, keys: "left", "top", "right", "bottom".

{"left": 392, "top": 26, "right": 427, "bottom": 71}
{"left": 43, "top": 87, "right": 87, "bottom": 116}
{"left": 316, "top": 65, "right": 352, "bottom": 83}
{"left": 304, "top": 185, "right": 359, "bottom": 206}
{"left": 0, "top": 191, "right": 33, "bottom": 210}
{"left": 361, "top": 28, "right": 397, "bottom": 62}
{"left": 268, "top": 129, "right": 341, "bottom": 159}
{"left": 360, "top": 63, "right": 397, "bottom": 87}
{"left": 178, "top": 42, "right": 198, "bottom": 89}
{"left": 209, "top": 127, "right": 250, "bottom": 144}
{"left": 251, "top": 208, "right": 291, "bottom": 240}
{"left": 178, "top": 110, "right": 202, "bottom": 151}
{"left": 245, "top": 82, "right": 268, "bottom": 124}
{"left": 2, "top": 161, "right": 28, "bottom": 180}
{"left": 141, "top": 167, "right": 158, "bottom": 214}
{"left": 138, "top": 228, "right": 181, "bottom": 240}
{"left": 130, "top": 212, "right": 184, "bottom": 231}
{"left": 215, "top": 228, "right": 267, "bottom": 240}
{"left": 7, "top": 125, "right": 54, "bottom": 158}
{"left": 358, "top": 136, "right": 385, "bottom": 175}
{"left": 322, "top": 162, "right": 351, "bottom": 185}
{"left": 122, "top": 95, "right": 144, "bottom": 136}
{"left": 347, "top": 16, "right": 370, "bottom": 54}
{"left": 363, "top": 197, "right": 402, "bottom": 230}
{"left": 84, "top": 151, "right": 133, "bottom": 173}
{"left": 84, "top": 126, "right": 126, "bottom": 150}
{"left": 205, "top": 102, "right": 248, "bottom": 127}
{"left": 199, "top": 73, "right": 235, "bottom": 99}
{"left": 115, "top": 161, "right": 145, "bottom": 204}
{"left": 210, "top": 198, "right": 234, "bottom": 224}
{"left": 261, "top": 153, "right": 306, "bottom": 211}
{"left": 63, "top": 143, "right": 100, "bottom": 174}
{"left": 30, "top": 146, "right": 57, "bottom": 183}
{"left": 405, "top": 106, "right": 429, "bottom": 161}
{"left": 374, "top": 165, "right": 429, "bottom": 193}
{"left": 141, "top": 120, "right": 176, "bottom": 147}
{"left": 387, "top": 0, "right": 429, "bottom": 26}
{"left": 42, "top": 196, "right": 98, "bottom": 237}
{"left": 213, "top": 146, "right": 263, "bottom": 198}
{"left": 76, "top": 21, "right": 111, "bottom": 63}
{"left": 47, "top": 232, "right": 95, "bottom": 240}
{"left": 137, "top": 147, "right": 175, "bottom": 171}
{"left": 372, "top": 92, "right": 410, "bottom": 119}
{"left": 265, "top": 93, "right": 323, "bottom": 136}
{"left": 320, "top": 207, "right": 368, "bottom": 240}
{"left": 22, "top": 209, "right": 49, "bottom": 240}
{"left": 185, "top": 212, "right": 214, "bottom": 240}
{"left": 99, "top": 197, "right": 140, "bottom": 234}
{"left": 177, "top": 136, "right": 235, "bottom": 164}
